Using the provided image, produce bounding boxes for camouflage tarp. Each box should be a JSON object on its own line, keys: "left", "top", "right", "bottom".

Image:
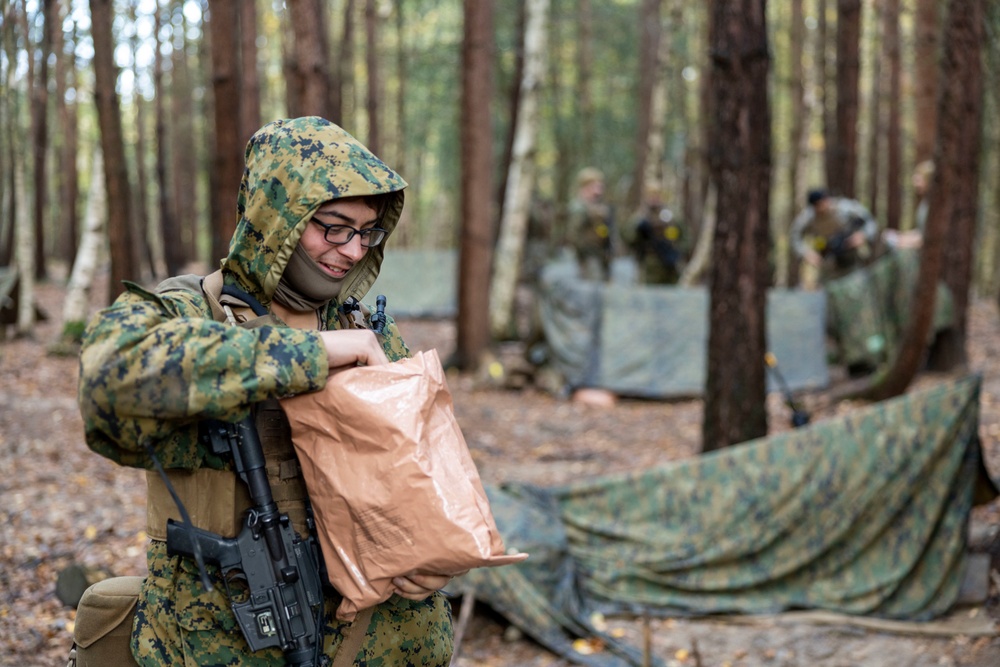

{"left": 536, "top": 259, "right": 829, "bottom": 397}
{"left": 825, "top": 247, "right": 955, "bottom": 370}
{"left": 456, "top": 375, "right": 993, "bottom": 667}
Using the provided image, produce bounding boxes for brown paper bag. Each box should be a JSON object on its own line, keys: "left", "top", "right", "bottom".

{"left": 281, "top": 349, "right": 527, "bottom": 621}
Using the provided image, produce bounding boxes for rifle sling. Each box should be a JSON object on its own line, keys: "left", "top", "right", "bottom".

{"left": 332, "top": 606, "right": 375, "bottom": 667}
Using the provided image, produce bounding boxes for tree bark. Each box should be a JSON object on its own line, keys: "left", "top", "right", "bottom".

{"left": 288, "top": 0, "right": 332, "bottom": 118}
{"left": 832, "top": 0, "right": 861, "bottom": 197}
{"left": 860, "top": 0, "right": 982, "bottom": 401}
{"left": 818, "top": 0, "right": 836, "bottom": 189}
{"left": 90, "top": 0, "right": 137, "bottom": 304}
{"left": 206, "top": 0, "right": 243, "bottom": 264}
{"left": 456, "top": 0, "right": 496, "bottom": 371}
{"left": 489, "top": 0, "right": 549, "bottom": 339}
{"left": 62, "top": 150, "right": 105, "bottom": 337}
{"left": 55, "top": 9, "right": 80, "bottom": 268}
{"left": 15, "top": 144, "right": 35, "bottom": 335}
{"left": 703, "top": 0, "right": 771, "bottom": 452}
{"left": 31, "top": 0, "right": 56, "bottom": 280}
{"left": 339, "top": 0, "right": 357, "bottom": 126}
{"left": 365, "top": 0, "right": 380, "bottom": 154}
{"left": 865, "top": 1, "right": 882, "bottom": 221}
{"left": 632, "top": 0, "right": 662, "bottom": 206}
{"left": 782, "top": 0, "right": 806, "bottom": 288}
{"left": 170, "top": 0, "right": 197, "bottom": 265}
{"left": 926, "top": 0, "right": 984, "bottom": 372}
{"left": 913, "top": 0, "right": 940, "bottom": 165}
{"left": 130, "top": 0, "right": 154, "bottom": 281}
{"left": 884, "top": 0, "right": 902, "bottom": 231}
{"left": 240, "top": 0, "right": 261, "bottom": 143}
{"left": 155, "top": 0, "right": 182, "bottom": 277}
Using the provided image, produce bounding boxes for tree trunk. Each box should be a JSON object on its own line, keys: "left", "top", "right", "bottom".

{"left": 577, "top": 0, "right": 595, "bottom": 161}
{"left": 703, "top": 0, "right": 771, "bottom": 452}
{"left": 832, "top": 0, "right": 861, "bottom": 197}
{"left": 456, "top": 0, "right": 495, "bottom": 371}
{"left": 30, "top": 0, "right": 55, "bottom": 281}
{"left": 207, "top": 0, "right": 243, "bottom": 264}
{"left": 169, "top": 0, "right": 196, "bottom": 265}
{"left": 489, "top": 0, "right": 549, "bottom": 339}
{"left": 865, "top": 1, "right": 882, "bottom": 221}
{"left": 288, "top": 0, "right": 332, "bottom": 119}
{"left": 495, "top": 0, "right": 525, "bottom": 227}
{"left": 62, "top": 150, "right": 106, "bottom": 339}
{"left": 365, "top": 0, "right": 380, "bottom": 154}
{"left": 818, "top": 0, "right": 836, "bottom": 189}
{"left": 90, "top": 0, "right": 137, "bottom": 304}
{"left": 913, "top": 0, "right": 940, "bottom": 165}
{"left": 884, "top": 0, "right": 902, "bottom": 231}
{"left": 55, "top": 10, "right": 80, "bottom": 268}
{"left": 240, "top": 0, "right": 261, "bottom": 142}
{"left": 860, "top": 0, "right": 982, "bottom": 401}
{"left": 632, "top": 0, "right": 662, "bottom": 206}
{"left": 782, "top": 0, "right": 806, "bottom": 288}
{"left": 155, "top": 0, "right": 181, "bottom": 277}
{"left": 339, "top": 0, "right": 357, "bottom": 126}
{"left": 15, "top": 146, "right": 35, "bottom": 335}
{"left": 0, "top": 0, "right": 17, "bottom": 269}
{"left": 130, "top": 0, "right": 154, "bottom": 281}
{"left": 926, "top": 0, "right": 984, "bottom": 372}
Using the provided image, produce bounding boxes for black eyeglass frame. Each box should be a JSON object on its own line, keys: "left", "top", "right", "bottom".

{"left": 311, "top": 219, "right": 388, "bottom": 248}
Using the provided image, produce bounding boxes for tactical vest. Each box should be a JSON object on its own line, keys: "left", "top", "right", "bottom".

{"left": 145, "top": 269, "right": 370, "bottom": 540}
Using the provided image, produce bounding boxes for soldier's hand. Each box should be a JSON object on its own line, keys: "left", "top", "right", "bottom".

{"left": 391, "top": 572, "right": 465, "bottom": 601}
{"left": 320, "top": 329, "right": 390, "bottom": 370}
{"left": 804, "top": 249, "right": 822, "bottom": 267}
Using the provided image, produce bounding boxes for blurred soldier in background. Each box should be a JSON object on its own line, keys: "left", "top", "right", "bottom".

{"left": 566, "top": 167, "right": 613, "bottom": 281}
{"left": 621, "top": 185, "right": 686, "bottom": 285}
{"left": 791, "top": 188, "right": 879, "bottom": 283}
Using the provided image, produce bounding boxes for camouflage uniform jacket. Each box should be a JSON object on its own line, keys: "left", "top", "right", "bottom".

{"left": 78, "top": 117, "right": 454, "bottom": 666}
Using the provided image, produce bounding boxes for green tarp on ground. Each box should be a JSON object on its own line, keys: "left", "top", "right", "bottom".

{"left": 456, "top": 375, "right": 993, "bottom": 667}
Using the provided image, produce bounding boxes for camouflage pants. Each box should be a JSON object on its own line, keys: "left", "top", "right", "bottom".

{"left": 131, "top": 541, "right": 454, "bottom": 666}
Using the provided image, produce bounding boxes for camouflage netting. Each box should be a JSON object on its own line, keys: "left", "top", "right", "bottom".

{"left": 825, "top": 247, "right": 955, "bottom": 370}
{"left": 456, "top": 375, "right": 995, "bottom": 667}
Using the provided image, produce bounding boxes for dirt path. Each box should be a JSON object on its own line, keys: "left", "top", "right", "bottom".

{"left": 1, "top": 278, "right": 998, "bottom": 666}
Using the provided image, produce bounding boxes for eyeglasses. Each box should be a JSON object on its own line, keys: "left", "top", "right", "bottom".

{"left": 312, "top": 220, "right": 388, "bottom": 248}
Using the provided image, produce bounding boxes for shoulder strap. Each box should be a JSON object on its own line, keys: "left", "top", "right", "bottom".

{"left": 202, "top": 270, "right": 228, "bottom": 323}
{"left": 331, "top": 606, "right": 376, "bottom": 667}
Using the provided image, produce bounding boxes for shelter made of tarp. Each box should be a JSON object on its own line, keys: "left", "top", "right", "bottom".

{"left": 536, "top": 260, "right": 829, "bottom": 398}
{"left": 457, "top": 375, "right": 995, "bottom": 667}
{"left": 825, "top": 247, "right": 955, "bottom": 370}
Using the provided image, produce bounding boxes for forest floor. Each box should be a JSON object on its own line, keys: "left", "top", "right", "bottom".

{"left": 1, "top": 270, "right": 1000, "bottom": 667}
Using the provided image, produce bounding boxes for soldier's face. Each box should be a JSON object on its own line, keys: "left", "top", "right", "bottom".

{"left": 299, "top": 198, "right": 380, "bottom": 279}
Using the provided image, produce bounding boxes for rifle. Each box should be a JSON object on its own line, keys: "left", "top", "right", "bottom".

{"left": 166, "top": 417, "right": 326, "bottom": 666}
{"left": 823, "top": 215, "right": 867, "bottom": 267}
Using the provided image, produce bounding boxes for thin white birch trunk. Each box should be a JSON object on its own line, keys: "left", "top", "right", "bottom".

{"left": 489, "top": 0, "right": 549, "bottom": 338}
{"left": 62, "top": 150, "right": 107, "bottom": 337}
{"left": 15, "top": 152, "right": 35, "bottom": 336}
{"left": 679, "top": 182, "right": 715, "bottom": 286}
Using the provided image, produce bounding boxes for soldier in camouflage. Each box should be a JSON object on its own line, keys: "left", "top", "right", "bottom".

{"left": 78, "top": 117, "right": 455, "bottom": 665}
{"left": 566, "top": 167, "right": 613, "bottom": 281}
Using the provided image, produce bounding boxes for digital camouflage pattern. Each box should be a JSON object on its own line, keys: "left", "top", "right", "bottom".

{"left": 133, "top": 542, "right": 453, "bottom": 666}
{"left": 78, "top": 117, "right": 453, "bottom": 665}
{"left": 825, "top": 247, "right": 955, "bottom": 371}
{"left": 458, "top": 375, "right": 992, "bottom": 667}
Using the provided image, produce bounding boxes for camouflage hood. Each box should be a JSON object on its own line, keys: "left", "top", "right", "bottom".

{"left": 220, "top": 117, "right": 406, "bottom": 307}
